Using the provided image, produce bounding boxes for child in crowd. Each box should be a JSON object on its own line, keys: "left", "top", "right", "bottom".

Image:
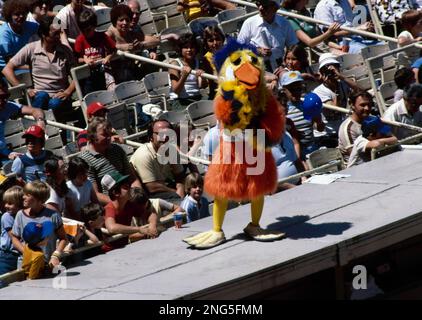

{"left": 394, "top": 67, "right": 416, "bottom": 102}
{"left": 44, "top": 156, "right": 78, "bottom": 220}
{"left": 276, "top": 45, "right": 319, "bottom": 84}
{"left": 180, "top": 173, "right": 209, "bottom": 223}
{"left": 0, "top": 186, "right": 24, "bottom": 275}
{"left": 202, "top": 25, "right": 225, "bottom": 99}
{"left": 74, "top": 9, "right": 117, "bottom": 94}
{"left": 66, "top": 157, "right": 99, "bottom": 215}
{"left": 347, "top": 116, "right": 398, "bottom": 168}
{"left": 11, "top": 181, "right": 68, "bottom": 277}
{"left": 72, "top": 202, "right": 105, "bottom": 248}
{"left": 21, "top": 221, "right": 54, "bottom": 279}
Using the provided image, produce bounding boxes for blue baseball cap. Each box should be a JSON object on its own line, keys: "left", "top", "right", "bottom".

{"left": 22, "top": 221, "right": 54, "bottom": 247}
{"left": 361, "top": 116, "right": 392, "bottom": 136}
{"left": 280, "top": 71, "right": 304, "bottom": 88}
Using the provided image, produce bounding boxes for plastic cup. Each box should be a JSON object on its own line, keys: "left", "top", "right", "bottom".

{"left": 63, "top": 222, "right": 78, "bottom": 237}
{"left": 173, "top": 213, "right": 183, "bottom": 229}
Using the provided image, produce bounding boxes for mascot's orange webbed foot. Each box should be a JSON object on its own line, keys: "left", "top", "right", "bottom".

{"left": 243, "top": 223, "right": 285, "bottom": 242}
{"left": 183, "top": 230, "right": 226, "bottom": 249}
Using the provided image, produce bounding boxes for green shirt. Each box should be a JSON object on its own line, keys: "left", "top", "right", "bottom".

{"left": 286, "top": 9, "right": 319, "bottom": 39}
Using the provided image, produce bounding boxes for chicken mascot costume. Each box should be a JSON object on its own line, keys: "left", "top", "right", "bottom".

{"left": 183, "top": 39, "right": 285, "bottom": 249}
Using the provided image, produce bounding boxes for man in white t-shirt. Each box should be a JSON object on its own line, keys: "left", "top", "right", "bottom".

{"left": 237, "top": 0, "right": 298, "bottom": 72}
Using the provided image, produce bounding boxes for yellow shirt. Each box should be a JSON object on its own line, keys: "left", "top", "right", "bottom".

{"left": 22, "top": 245, "right": 45, "bottom": 280}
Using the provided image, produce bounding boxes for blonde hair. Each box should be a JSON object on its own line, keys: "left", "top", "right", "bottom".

{"left": 3, "top": 186, "right": 24, "bottom": 207}
{"left": 184, "top": 172, "right": 204, "bottom": 194}
{"left": 23, "top": 181, "right": 50, "bottom": 203}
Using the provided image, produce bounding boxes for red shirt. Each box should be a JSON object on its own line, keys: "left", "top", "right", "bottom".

{"left": 105, "top": 201, "right": 149, "bottom": 227}
{"left": 74, "top": 32, "right": 116, "bottom": 59}
{"left": 104, "top": 201, "right": 149, "bottom": 249}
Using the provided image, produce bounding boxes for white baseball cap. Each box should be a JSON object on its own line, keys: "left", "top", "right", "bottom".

{"left": 318, "top": 53, "right": 340, "bottom": 70}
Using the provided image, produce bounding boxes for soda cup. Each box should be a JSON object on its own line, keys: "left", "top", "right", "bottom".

{"left": 341, "top": 39, "right": 350, "bottom": 53}
{"left": 173, "top": 213, "right": 183, "bottom": 229}
{"left": 63, "top": 222, "right": 78, "bottom": 237}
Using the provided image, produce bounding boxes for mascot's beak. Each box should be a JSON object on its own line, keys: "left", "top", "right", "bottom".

{"left": 234, "top": 62, "right": 261, "bottom": 90}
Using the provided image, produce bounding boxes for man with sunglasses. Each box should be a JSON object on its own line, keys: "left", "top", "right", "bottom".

{"left": 237, "top": 0, "right": 298, "bottom": 72}
{"left": 0, "top": 79, "right": 46, "bottom": 165}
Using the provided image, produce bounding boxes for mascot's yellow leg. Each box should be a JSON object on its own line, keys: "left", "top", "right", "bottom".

{"left": 244, "top": 195, "right": 286, "bottom": 242}
{"left": 213, "top": 197, "right": 228, "bottom": 232}
{"left": 182, "top": 197, "right": 227, "bottom": 249}
{"left": 251, "top": 196, "right": 264, "bottom": 226}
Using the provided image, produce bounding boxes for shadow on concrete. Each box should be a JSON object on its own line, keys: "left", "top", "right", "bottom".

{"left": 267, "top": 215, "right": 353, "bottom": 239}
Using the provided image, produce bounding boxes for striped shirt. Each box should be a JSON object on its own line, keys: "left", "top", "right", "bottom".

{"left": 338, "top": 117, "right": 361, "bottom": 164}
{"left": 80, "top": 144, "right": 131, "bottom": 194}
{"left": 286, "top": 102, "right": 314, "bottom": 148}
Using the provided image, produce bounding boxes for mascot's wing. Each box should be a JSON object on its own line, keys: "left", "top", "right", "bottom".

{"left": 259, "top": 92, "right": 285, "bottom": 145}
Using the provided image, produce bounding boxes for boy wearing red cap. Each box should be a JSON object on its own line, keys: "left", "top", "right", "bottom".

{"left": 11, "top": 125, "right": 53, "bottom": 183}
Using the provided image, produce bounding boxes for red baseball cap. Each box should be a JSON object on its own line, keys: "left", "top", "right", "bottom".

{"left": 22, "top": 125, "right": 45, "bottom": 140}
{"left": 87, "top": 102, "right": 108, "bottom": 117}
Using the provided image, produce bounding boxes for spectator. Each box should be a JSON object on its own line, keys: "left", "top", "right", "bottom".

{"left": 347, "top": 116, "right": 398, "bottom": 167}
{"left": 281, "top": 71, "right": 324, "bottom": 158}
{"left": 375, "top": 0, "right": 412, "bottom": 25}
{"left": 130, "top": 119, "right": 186, "bottom": 203}
{"left": 76, "top": 102, "right": 125, "bottom": 151}
{"left": 237, "top": 0, "right": 298, "bottom": 72}
{"left": 44, "top": 155, "right": 78, "bottom": 220}
{"left": 11, "top": 125, "right": 53, "bottom": 183}
{"left": 276, "top": 45, "right": 319, "bottom": 86}
{"left": 55, "top": 0, "right": 91, "bottom": 40}
{"left": 0, "top": 79, "right": 46, "bottom": 165}
{"left": 180, "top": 172, "right": 209, "bottom": 223}
{"left": 313, "top": 0, "right": 376, "bottom": 54}
{"left": 202, "top": 25, "right": 225, "bottom": 99}
{"left": 66, "top": 156, "right": 99, "bottom": 215}
{"left": 0, "top": 0, "right": 38, "bottom": 71}
{"left": 79, "top": 117, "right": 141, "bottom": 205}
{"left": 26, "top": 0, "right": 49, "bottom": 24}
{"left": 11, "top": 180, "right": 68, "bottom": 275}
{"left": 79, "top": 202, "right": 105, "bottom": 246}
{"left": 338, "top": 90, "right": 374, "bottom": 165}
{"left": 75, "top": 9, "right": 117, "bottom": 94}
{"left": 177, "top": 0, "right": 235, "bottom": 22}
{"left": 102, "top": 172, "right": 158, "bottom": 248}
{"left": 169, "top": 33, "right": 209, "bottom": 110}
{"left": 272, "top": 131, "right": 306, "bottom": 191}
{"left": 2, "top": 15, "right": 76, "bottom": 126}
{"left": 281, "top": 0, "right": 342, "bottom": 51}
{"left": 313, "top": 53, "right": 361, "bottom": 135}
{"left": 382, "top": 84, "right": 422, "bottom": 139}
{"left": 397, "top": 10, "right": 422, "bottom": 46}
{"left": 21, "top": 220, "right": 54, "bottom": 279}
{"left": 0, "top": 186, "right": 23, "bottom": 275}
{"left": 394, "top": 67, "right": 415, "bottom": 102}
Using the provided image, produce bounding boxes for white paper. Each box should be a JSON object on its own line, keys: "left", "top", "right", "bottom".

{"left": 304, "top": 173, "right": 351, "bottom": 185}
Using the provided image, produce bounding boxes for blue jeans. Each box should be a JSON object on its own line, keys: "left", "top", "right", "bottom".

{"left": 0, "top": 251, "right": 18, "bottom": 275}
{"left": 32, "top": 91, "right": 65, "bottom": 111}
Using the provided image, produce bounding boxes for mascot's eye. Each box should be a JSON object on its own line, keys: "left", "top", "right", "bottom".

{"left": 233, "top": 57, "right": 241, "bottom": 66}
{"left": 251, "top": 56, "right": 258, "bottom": 64}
